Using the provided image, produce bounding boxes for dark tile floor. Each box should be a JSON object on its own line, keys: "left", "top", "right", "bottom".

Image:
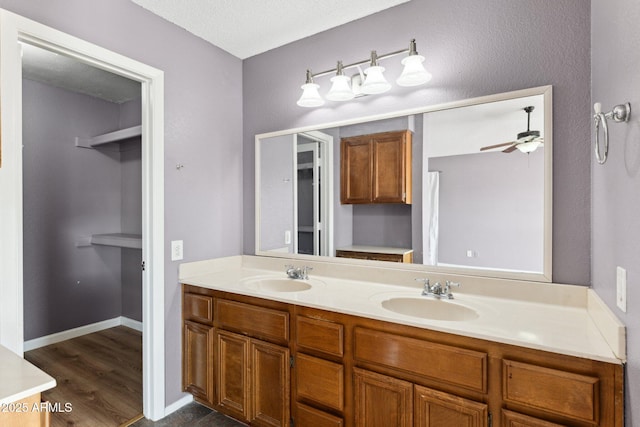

{"left": 130, "top": 402, "right": 246, "bottom": 427}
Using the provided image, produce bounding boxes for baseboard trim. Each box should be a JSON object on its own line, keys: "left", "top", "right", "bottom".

{"left": 24, "top": 316, "right": 143, "bottom": 351}
{"left": 164, "top": 394, "right": 194, "bottom": 417}
{"left": 120, "top": 316, "right": 143, "bottom": 332}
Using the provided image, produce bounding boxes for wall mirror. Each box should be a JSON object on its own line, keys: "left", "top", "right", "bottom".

{"left": 255, "top": 85, "right": 552, "bottom": 282}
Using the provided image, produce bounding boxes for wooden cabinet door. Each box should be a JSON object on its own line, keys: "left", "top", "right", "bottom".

{"left": 372, "top": 131, "right": 411, "bottom": 204}
{"left": 341, "top": 136, "right": 372, "bottom": 204}
{"left": 216, "top": 330, "right": 250, "bottom": 421}
{"left": 341, "top": 130, "right": 412, "bottom": 205}
{"left": 414, "top": 385, "right": 487, "bottom": 427}
{"left": 502, "top": 409, "right": 566, "bottom": 427}
{"left": 183, "top": 320, "right": 214, "bottom": 406}
{"left": 354, "top": 368, "right": 413, "bottom": 427}
{"left": 251, "top": 340, "right": 290, "bottom": 427}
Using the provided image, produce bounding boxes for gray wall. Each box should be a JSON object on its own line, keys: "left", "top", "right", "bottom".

{"left": 591, "top": 0, "right": 640, "bottom": 424}
{"left": 22, "top": 79, "right": 123, "bottom": 339}
{"left": 1, "top": 0, "right": 243, "bottom": 406}
{"left": 259, "top": 134, "right": 294, "bottom": 252}
{"left": 430, "top": 150, "right": 544, "bottom": 272}
{"left": 23, "top": 79, "right": 144, "bottom": 334}
{"left": 243, "top": 0, "right": 592, "bottom": 286}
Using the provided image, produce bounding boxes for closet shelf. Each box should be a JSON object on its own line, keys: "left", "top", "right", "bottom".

{"left": 75, "top": 125, "right": 141, "bottom": 149}
{"left": 91, "top": 233, "right": 142, "bottom": 249}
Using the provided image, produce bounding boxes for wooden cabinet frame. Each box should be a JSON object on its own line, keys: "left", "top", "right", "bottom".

{"left": 340, "top": 130, "right": 412, "bottom": 204}
{"left": 182, "top": 285, "right": 624, "bottom": 427}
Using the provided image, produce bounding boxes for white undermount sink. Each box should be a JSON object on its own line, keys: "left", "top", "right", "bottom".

{"left": 242, "top": 276, "right": 323, "bottom": 292}
{"left": 381, "top": 297, "right": 479, "bottom": 321}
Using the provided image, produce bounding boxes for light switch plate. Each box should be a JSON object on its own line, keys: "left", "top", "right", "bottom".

{"left": 616, "top": 266, "right": 627, "bottom": 312}
{"left": 171, "top": 240, "right": 184, "bottom": 261}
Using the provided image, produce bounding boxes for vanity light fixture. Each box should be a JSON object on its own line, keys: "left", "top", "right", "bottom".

{"left": 361, "top": 51, "right": 392, "bottom": 95}
{"left": 297, "top": 69, "right": 325, "bottom": 108}
{"left": 326, "top": 61, "right": 355, "bottom": 101}
{"left": 396, "top": 39, "right": 433, "bottom": 87}
{"left": 297, "top": 38, "right": 431, "bottom": 107}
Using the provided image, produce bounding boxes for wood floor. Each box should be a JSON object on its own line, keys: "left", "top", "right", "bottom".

{"left": 24, "top": 326, "right": 143, "bottom": 427}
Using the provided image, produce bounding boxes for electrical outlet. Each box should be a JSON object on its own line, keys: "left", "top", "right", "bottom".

{"left": 616, "top": 266, "right": 627, "bottom": 313}
{"left": 284, "top": 230, "right": 292, "bottom": 245}
{"left": 171, "top": 240, "right": 184, "bottom": 261}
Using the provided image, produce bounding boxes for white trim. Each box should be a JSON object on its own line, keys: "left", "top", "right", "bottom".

{"left": 164, "top": 394, "right": 194, "bottom": 417}
{"left": 23, "top": 317, "right": 143, "bottom": 352}
{"left": 121, "top": 316, "right": 144, "bottom": 332}
{"left": 0, "top": 9, "right": 165, "bottom": 421}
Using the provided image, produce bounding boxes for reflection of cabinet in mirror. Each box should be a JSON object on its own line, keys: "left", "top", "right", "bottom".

{"left": 340, "top": 130, "right": 412, "bottom": 204}
{"left": 336, "top": 245, "right": 413, "bottom": 263}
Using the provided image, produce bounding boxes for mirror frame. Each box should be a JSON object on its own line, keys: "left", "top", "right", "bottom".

{"left": 255, "top": 85, "right": 552, "bottom": 282}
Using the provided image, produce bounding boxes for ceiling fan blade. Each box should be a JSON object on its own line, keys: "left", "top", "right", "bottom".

{"left": 503, "top": 145, "right": 518, "bottom": 153}
{"left": 480, "top": 141, "right": 515, "bottom": 151}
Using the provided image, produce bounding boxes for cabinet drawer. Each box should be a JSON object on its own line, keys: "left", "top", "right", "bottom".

{"left": 296, "top": 316, "right": 344, "bottom": 357}
{"left": 296, "top": 353, "right": 344, "bottom": 411}
{"left": 354, "top": 327, "right": 487, "bottom": 393}
{"left": 296, "top": 403, "right": 344, "bottom": 427}
{"left": 184, "top": 292, "right": 213, "bottom": 324}
{"left": 216, "top": 299, "right": 289, "bottom": 344}
{"left": 503, "top": 360, "right": 599, "bottom": 423}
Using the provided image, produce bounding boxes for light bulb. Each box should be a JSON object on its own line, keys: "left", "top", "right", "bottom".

{"left": 516, "top": 140, "right": 542, "bottom": 153}
{"left": 296, "top": 69, "right": 324, "bottom": 107}
{"left": 297, "top": 82, "right": 324, "bottom": 107}
{"left": 361, "top": 65, "right": 391, "bottom": 95}
{"left": 396, "top": 54, "right": 432, "bottom": 87}
{"left": 326, "top": 75, "right": 354, "bottom": 101}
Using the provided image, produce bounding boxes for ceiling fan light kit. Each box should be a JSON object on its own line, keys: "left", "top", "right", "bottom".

{"left": 297, "top": 39, "right": 431, "bottom": 107}
{"left": 480, "top": 105, "right": 544, "bottom": 154}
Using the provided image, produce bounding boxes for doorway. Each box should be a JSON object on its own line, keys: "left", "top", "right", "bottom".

{"left": 0, "top": 10, "right": 166, "bottom": 420}
{"left": 295, "top": 131, "right": 333, "bottom": 257}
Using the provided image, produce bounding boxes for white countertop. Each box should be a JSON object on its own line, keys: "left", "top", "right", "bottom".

{"left": 0, "top": 345, "right": 56, "bottom": 404}
{"left": 180, "top": 256, "right": 625, "bottom": 365}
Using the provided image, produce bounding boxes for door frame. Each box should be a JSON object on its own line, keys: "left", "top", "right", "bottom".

{"left": 0, "top": 9, "right": 166, "bottom": 420}
{"left": 298, "top": 130, "right": 334, "bottom": 257}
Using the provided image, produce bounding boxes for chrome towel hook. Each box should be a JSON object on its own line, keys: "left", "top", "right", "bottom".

{"left": 593, "top": 102, "right": 631, "bottom": 164}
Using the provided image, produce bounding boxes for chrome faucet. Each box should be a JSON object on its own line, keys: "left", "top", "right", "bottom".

{"left": 416, "top": 278, "right": 461, "bottom": 299}
{"left": 285, "top": 265, "right": 312, "bottom": 280}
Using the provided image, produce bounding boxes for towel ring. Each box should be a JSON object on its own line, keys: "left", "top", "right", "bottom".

{"left": 593, "top": 102, "right": 631, "bottom": 164}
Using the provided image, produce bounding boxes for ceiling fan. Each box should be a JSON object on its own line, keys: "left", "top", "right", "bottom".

{"left": 480, "top": 106, "right": 543, "bottom": 153}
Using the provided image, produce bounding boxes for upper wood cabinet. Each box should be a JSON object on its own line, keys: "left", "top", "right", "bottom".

{"left": 340, "top": 130, "right": 412, "bottom": 204}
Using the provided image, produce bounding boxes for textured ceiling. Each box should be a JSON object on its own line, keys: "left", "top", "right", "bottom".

{"left": 130, "top": 0, "right": 411, "bottom": 59}
{"left": 20, "top": 1, "right": 410, "bottom": 103}
{"left": 21, "top": 43, "right": 141, "bottom": 104}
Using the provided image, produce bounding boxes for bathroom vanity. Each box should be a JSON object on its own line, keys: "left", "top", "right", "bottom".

{"left": 180, "top": 256, "right": 624, "bottom": 427}
{"left": 0, "top": 345, "right": 56, "bottom": 426}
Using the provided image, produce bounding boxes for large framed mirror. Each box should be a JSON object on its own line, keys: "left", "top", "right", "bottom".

{"left": 255, "top": 85, "right": 552, "bottom": 282}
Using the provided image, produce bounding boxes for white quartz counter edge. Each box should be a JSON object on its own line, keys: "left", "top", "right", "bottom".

{"left": 180, "top": 266, "right": 623, "bottom": 365}
{"left": 0, "top": 345, "right": 56, "bottom": 405}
